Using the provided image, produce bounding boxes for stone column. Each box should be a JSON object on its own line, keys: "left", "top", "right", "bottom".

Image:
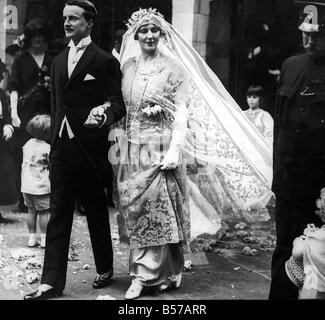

{"left": 172, "top": 0, "right": 210, "bottom": 60}
{"left": 192, "top": 0, "right": 210, "bottom": 60}
{"left": 206, "top": 0, "right": 231, "bottom": 87}
{"left": 172, "top": 0, "right": 231, "bottom": 87}
{"left": 172, "top": 0, "right": 195, "bottom": 44}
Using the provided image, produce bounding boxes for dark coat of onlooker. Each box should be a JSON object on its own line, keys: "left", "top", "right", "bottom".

{"left": 270, "top": 1, "right": 325, "bottom": 300}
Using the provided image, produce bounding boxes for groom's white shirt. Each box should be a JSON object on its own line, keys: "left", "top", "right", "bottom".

{"left": 59, "top": 36, "right": 92, "bottom": 139}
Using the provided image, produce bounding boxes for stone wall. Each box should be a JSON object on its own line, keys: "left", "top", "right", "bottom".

{"left": 172, "top": 0, "right": 231, "bottom": 87}
{"left": 206, "top": 0, "right": 231, "bottom": 87}
{"left": 172, "top": 0, "right": 196, "bottom": 45}
{"left": 172, "top": 0, "right": 211, "bottom": 59}
{"left": 192, "top": 0, "right": 210, "bottom": 60}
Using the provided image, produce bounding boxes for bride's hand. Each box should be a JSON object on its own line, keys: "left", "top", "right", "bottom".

{"left": 160, "top": 146, "right": 181, "bottom": 170}
{"left": 3, "top": 125, "right": 14, "bottom": 141}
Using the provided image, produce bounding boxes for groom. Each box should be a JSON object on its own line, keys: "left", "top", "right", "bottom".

{"left": 24, "top": 0, "right": 125, "bottom": 300}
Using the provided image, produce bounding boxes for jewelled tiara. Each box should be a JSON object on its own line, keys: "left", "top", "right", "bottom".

{"left": 126, "top": 8, "right": 164, "bottom": 29}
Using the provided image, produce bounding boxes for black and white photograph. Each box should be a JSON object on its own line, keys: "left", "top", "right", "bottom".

{"left": 0, "top": 0, "right": 325, "bottom": 310}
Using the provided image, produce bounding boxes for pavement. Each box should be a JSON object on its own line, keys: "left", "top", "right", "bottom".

{"left": 0, "top": 205, "right": 275, "bottom": 300}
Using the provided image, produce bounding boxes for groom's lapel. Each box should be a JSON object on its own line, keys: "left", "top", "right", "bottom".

{"left": 64, "top": 42, "right": 98, "bottom": 90}
{"left": 57, "top": 47, "right": 69, "bottom": 88}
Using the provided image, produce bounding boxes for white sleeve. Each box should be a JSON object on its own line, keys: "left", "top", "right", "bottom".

{"left": 262, "top": 111, "right": 274, "bottom": 144}
{"left": 169, "top": 68, "right": 189, "bottom": 150}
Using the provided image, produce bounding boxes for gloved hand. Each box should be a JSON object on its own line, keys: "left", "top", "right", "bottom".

{"left": 160, "top": 145, "right": 181, "bottom": 170}
{"left": 84, "top": 105, "right": 107, "bottom": 129}
{"left": 3, "top": 124, "right": 14, "bottom": 141}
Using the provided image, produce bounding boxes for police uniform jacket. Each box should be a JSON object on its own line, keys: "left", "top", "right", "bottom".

{"left": 273, "top": 52, "right": 325, "bottom": 205}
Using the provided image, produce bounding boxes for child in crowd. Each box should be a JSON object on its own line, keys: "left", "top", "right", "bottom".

{"left": 244, "top": 85, "right": 274, "bottom": 145}
{"left": 285, "top": 188, "right": 325, "bottom": 299}
{"left": 111, "top": 29, "right": 126, "bottom": 61}
{"left": 244, "top": 85, "right": 275, "bottom": 209}
{"left": 21, "top": 114, "right": 51, "bottom": 248}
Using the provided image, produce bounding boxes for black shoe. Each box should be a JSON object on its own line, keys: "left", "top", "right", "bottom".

{"left": 23, "top": 287, "right": 63, "bottom": 300}
{"left": 93, "top": 269, "right": 114, "bottom": 289}
{"left": 75, "top": 201, "right": 86, "bottom": 216}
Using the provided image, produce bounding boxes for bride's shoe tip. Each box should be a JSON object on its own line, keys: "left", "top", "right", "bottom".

{"left": 125, "top": 280, "right": 144, "bottom": 300}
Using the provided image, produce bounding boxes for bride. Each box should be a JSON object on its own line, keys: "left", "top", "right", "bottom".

{"left": 87, "top": 8, "right": 273, "bottom": 300}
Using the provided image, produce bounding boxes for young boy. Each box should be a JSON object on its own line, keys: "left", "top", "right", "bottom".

{"left": 21, "top": 114, "right": 51, "bottom": 248}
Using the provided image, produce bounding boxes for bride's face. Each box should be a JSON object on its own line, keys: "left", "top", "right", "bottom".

{"left": 137, "top": 23, "right": 161, "bottom": 54}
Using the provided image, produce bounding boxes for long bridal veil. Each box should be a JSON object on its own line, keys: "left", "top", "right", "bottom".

{"left": 113, "top": 10, "right": 273, "bottom": 239}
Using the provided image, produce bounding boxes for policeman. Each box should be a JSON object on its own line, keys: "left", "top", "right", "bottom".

{"left": 270, "top": 0, "right": 325, "bottom": 299}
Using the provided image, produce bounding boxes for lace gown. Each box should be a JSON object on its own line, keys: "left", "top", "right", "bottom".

{"left": 115, "top": 52, "right": 190, "bottom": 286}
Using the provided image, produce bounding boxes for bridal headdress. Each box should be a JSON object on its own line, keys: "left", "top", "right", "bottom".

{"left": 126, "top": 8, "right": 165, "bottom": 30}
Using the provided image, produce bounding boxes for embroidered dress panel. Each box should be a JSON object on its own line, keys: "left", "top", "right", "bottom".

{"left": 116, "top": 53, "right": 191, "bottom": 249}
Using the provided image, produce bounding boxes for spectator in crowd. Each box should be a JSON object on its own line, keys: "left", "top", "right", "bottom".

{"left": 111, "top": 29, "right": 126, "bottom": 61}
{"left": 2, "top": 36, "right": 24, "bottom": 91}
{"left": 0, "top": 59, "right": 19, "bottom": 222}
{"left": 8, "top": 19, "right": 52, "bottom": 212}
{"left": 244, "top": 85, "right": 274, "bottom": 145}
{"left": 5, "top": 35, "right": 24, "bottom": 74}
{"left": 270, "top": 1, "right": 325, "bottom": 299}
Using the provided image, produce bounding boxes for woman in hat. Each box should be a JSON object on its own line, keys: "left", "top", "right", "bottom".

{"left": 8, "top": 19, "right": 52, "bottom": 212}
{"left": 9, "top": 20, "right": 52, "bottom": 129}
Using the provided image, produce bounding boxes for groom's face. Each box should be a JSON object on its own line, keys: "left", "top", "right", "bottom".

{"left": 63, "top": 5, "right": 92, "bottom": 42}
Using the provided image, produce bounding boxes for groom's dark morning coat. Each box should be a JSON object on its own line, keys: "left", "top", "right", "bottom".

{"left": 41, "top": 41, "right": 125, "bottom": 289}
{"left": 50, "top": 41, "right": 125, "bottom": 182}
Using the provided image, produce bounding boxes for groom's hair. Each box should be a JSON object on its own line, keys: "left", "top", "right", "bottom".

{"left": 65, "top": 0, "right": 97, "bottom": 23}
